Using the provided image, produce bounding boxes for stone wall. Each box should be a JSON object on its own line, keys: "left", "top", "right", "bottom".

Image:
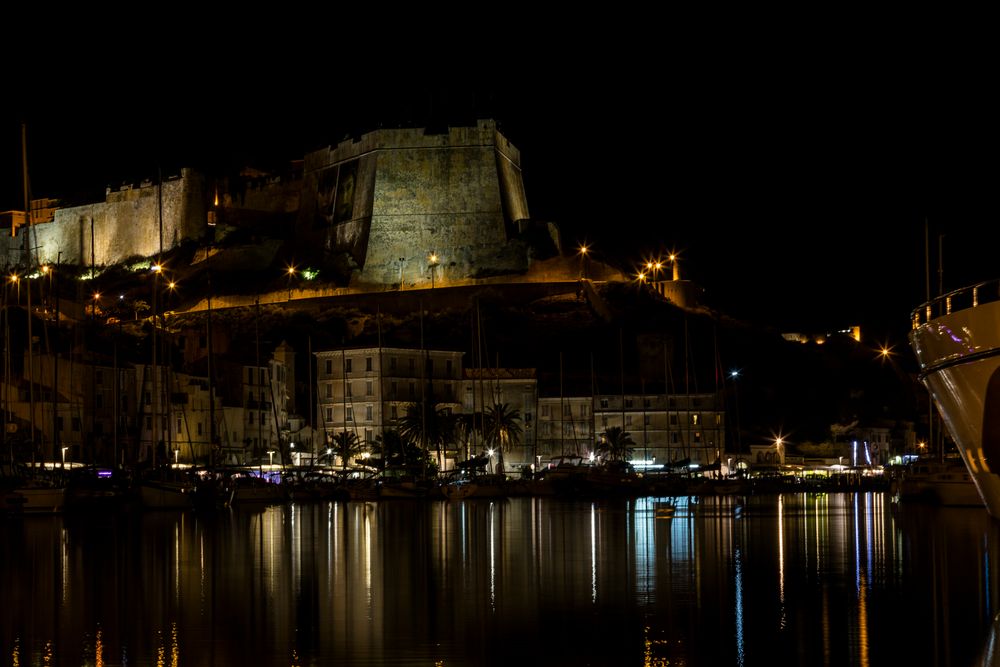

{"left": 1, "top": 120, "right": 542, "bottom": 294}
{"left": 298, "top": 119, "right": 532, "bottom": 289}
{"left": 1, "top": 169, "right": 208, "bottom": 268}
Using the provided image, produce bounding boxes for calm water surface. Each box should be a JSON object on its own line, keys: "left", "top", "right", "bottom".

{"left": 2, "top": 493, "right": 998, "bottom": 666}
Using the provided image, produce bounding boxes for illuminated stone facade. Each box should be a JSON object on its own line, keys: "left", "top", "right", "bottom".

{"left": 0, "top": 120, "right": 562, "bottom": 290}
{"left": 296, "top": 119, "right": 538, "bottom": 289}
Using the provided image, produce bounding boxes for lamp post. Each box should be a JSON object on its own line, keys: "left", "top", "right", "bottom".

{"left": 428, "top": 253, "right": 439, "bottom": 290}
{"left": 267, "top": 449, "right": 275, "bottom": 467}
{"left": 579, "top": 244, "right": 589, "bottom": 280}
{"left": 730, "top": 369, "right": 742, "bottom": 453}
{"left": 61, "top": 446, "right": 67, "bottom": 468}
{"left": 286, "top": 265, "right": 296, "bottom": 301}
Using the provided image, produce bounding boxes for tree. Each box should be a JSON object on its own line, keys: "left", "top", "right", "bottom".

{"left": 373, "top": 429, "right": 433, "bottom": 470}
{"left": 396, "top": 400, "right": 457, "bottom": 471}
{"left": 329, "top": 430, "right": 362, "bottom": 472}
{"left": 482, "top": 403, "right": 522, "bottom": 475}
{"left": 598, "top": 426, "right": 635, "bottom": 463}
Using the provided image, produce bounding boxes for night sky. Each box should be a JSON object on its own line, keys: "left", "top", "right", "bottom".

{"left": 2, "top": 34, "right": 998, "bottom": 350}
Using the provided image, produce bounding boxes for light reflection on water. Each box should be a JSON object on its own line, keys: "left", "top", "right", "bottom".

{"left": 1, "top": 493, "right": 998, "bottom": 666}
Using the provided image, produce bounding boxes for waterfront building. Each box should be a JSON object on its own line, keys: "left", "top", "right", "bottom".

{"left": 461, "top": 367, "right": 537, "bottom": 471}
{"left": 314, "top": 346, "right": 464, "bottom": 469}
{"left": 593, "top": 392, "right": 726, "bottom": 470}
{"left": 536, "top": 395, "right": 594, "bottom": 462}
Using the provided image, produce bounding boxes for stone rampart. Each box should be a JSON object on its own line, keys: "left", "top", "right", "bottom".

{"left": 1, "top": 169, "right": 207, "bottom": 268}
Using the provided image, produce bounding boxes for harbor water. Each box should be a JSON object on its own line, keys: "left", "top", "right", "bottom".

{"left": 2, "top": 493, "right": 998, "bottom": 666}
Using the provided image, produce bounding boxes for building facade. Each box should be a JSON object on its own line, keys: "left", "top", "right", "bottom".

{"left": 314, "top": 347, "right": 464, "bottom": 467}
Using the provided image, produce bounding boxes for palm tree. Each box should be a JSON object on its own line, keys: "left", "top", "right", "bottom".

{"left": 482, "top": 403, "right": 522, "bottom": 475}
{"left": 373, "top": 428, "right": 433, "bottom": 470}
{"left": 598, "top": 426, "right": 635, "bottom": 463}
{"left": 396, "top": 400, "right": 454, "bottom": 473}
{"left": 330, "top": 430, "right": 362, "bottom": 472}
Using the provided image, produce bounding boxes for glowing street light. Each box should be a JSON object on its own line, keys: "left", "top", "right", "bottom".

{"left": 428, "top": 252, "right": 440, "bottom": 289}
{"left": 61, "top": 446, "right": 68, "bottom": 467}
{"left": 267, "top": 450, "right": 275, "bottom": 467}
{"left": 578, "top": 244, "right": 589, "bottom": 280}
{"left": 286, "top": 265, "right": 297, "bottom": 300}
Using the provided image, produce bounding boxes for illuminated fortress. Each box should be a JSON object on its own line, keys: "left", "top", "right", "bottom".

{"left": 0, "top": 119, "right": 583, "bottom": 289}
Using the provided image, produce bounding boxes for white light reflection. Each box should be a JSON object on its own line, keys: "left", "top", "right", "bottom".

{"left": 61, "top": 527, "right": 69, "bottom": 605}
{"left": 734, "top": 545, "right": 745, "bottom": 667}
{"left": 778, "top": 494, "right": 785, "bottom": 629}
{"left": 327, "top": 502, "right": 334, "bottom": 592}
{"left": 489, "top": 501, "right": 497, "bottom": 611}
{"left": 175, "top": 519, "right": 181, "bottom": 604}
{"left": 291, "top": 504, "right": 301, "bottom": 601}
{"left": 364, "top": 501, "right": 373, "bottom": 611}
{"left": 591, "top": 503, "right": 597, "bottom": 604}
{"left": 199, "top": 534, "right": 206, "bottom": 616}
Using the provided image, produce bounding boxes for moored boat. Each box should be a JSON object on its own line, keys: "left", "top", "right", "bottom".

{"left": 4, "top": 484, "right": 67, "bottom": 514}
{"left": 140, "top": 477, "right": 197, "bottom": 509}
{"left": 910, "top": 279, "right": 1000, "bottom": 518}
{"left": 894, "top": 455, "right": 983, "bottom": 507}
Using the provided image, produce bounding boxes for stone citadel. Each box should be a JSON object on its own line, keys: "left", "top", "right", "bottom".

{"left": 1, "top": 119, "right": 619, "bottom": 291}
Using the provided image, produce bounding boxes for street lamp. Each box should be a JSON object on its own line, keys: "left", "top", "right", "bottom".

{"left": 428, "top": 252, "right": 439, "bottom": 289}
{"left": 286, "top": 265, "right": 296, "bottom": 300}
{"left": 668, "top": 253, "right": 680, "bottom": 281}
{"left": 578, "top": 244, "right": 589, "bottom": 280}
{"left": 267, "top": 449, "right": 275, "bottom": 467}
{"left": 61, "top": 446, "right": 68, "bottom": 467}
{"left": 730, "top": 369, "right": 742, "bottom": 452}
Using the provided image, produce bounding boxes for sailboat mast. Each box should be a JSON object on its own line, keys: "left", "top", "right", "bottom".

{"left": 207, "top": 272, "right": 215, "bottom": 465}
{"left": 21, "top": 123, "right": 37, "bottom": 463}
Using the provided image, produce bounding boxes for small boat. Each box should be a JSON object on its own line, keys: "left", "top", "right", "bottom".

{"left": 440, "top": 479, "right": 479, "bottom": 500}
{"left": 4, "top": 484, "right": 67, "bottom": 514}
{"left": 2, "top": 468, "right": 68, "bottom": 514}
{"left": 894, "top": 455, "right": 983, "bottom": 507}
{"left": 140, "top": 477, "right": 197, "bottom": 509}
{"left": 229, "top": 474, "right": 287, "bottom": 504}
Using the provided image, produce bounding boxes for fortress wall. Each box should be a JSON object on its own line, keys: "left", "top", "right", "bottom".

{"left": 0, "top": 170, "right": 207, "bottom": 269}
{"left": 298, "top": 119, "right": 529, "bottom": 287}
{"left": 356, "top": 139, "right": 524, "bottom": 288}
{"left": 494, "top": 127, "right": 529, "bottom": 223}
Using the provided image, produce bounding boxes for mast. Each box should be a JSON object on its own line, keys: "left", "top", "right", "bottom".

{"left": 256, "top": 298, "right": 262, "bottom": 462}
{"left": 663, "top": 340, "right": 671, "bottom": 466}
{"left": 206, "top": 272, "right": 215, "bottom": 465}
{"left": 307, "top": 335, "right": 314, "bottom": 464}
{"left": 377, "top": 306, "right": 384, "bottom": 461}
{"left": 21, "top": 123, "right": 37, "bottom": 463}
{"left": 419, "top": 298, "right": 427, "bottom": 475}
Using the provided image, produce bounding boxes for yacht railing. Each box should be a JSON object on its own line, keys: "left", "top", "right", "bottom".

{"left": 911, "top": 279, "right": 1000, "bottom": 328}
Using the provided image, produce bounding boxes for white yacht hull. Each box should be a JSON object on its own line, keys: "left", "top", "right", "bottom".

{"left": 910, "top": 289, "right": 1000, "bottom": 518}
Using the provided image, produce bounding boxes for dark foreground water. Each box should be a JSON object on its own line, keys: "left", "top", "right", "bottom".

{"left": 2, "top": 493, "right": 998, "bottom": 666}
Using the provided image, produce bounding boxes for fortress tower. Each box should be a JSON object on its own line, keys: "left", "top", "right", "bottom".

{"left": 296, "top": 119, "right": 545, "bottom": 289}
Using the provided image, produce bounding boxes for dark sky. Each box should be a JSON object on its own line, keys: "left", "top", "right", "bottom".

{"left": 2, "top": 33, "right": 997, "bottom": 349}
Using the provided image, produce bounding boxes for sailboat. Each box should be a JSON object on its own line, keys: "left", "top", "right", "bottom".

{"left": 1, "top": 123, "right": 67, "bottom": 513}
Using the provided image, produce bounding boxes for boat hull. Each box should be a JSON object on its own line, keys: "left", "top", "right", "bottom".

{"left": 140, "top": 481, "right": 197, "bottom": 509}
{"left": 4, "top": 486, "right": 67, "bottom": 513}
{"left": 910, "top": 292, "right": 1000, "bottom": 518}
